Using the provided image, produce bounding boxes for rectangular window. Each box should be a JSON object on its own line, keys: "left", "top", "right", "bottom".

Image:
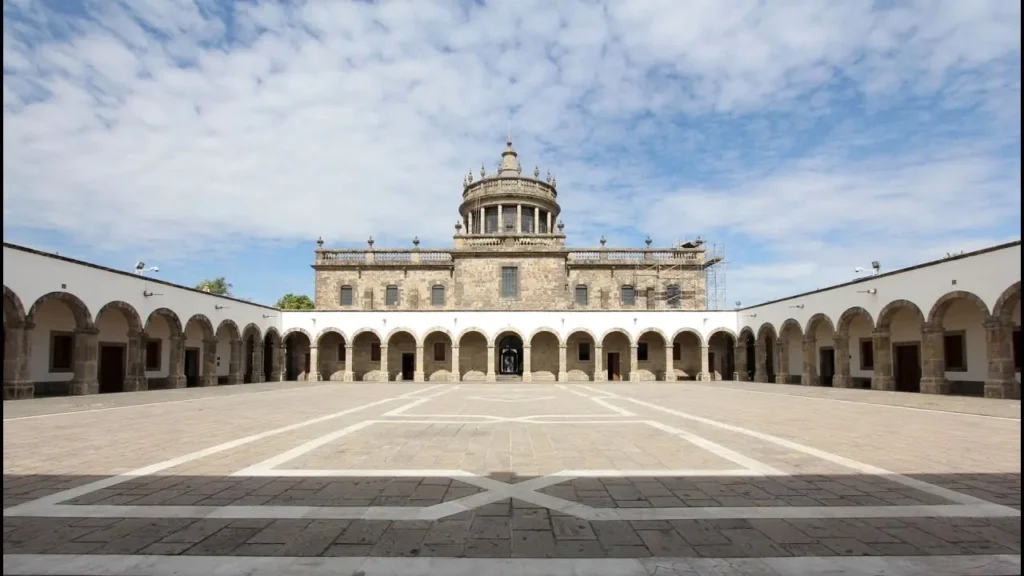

{"left": 575, "top": 285, "right": 588, "bottom": 306}
{"left": 521, "top": 209, "right": 534, "bottom": 233}
{"left": 50, "top": 332, "right": 74, "bottom": 372}
{"left": 434, "top": 342, "right": 446, "bottom": 361}
{"left": 485, "top": 207, "right": 499, "bottom": 233}
{"left": 943, "top": 331, "right": 967, "bottom": 372}
{"left": 338, "top": 343, "right": 346, "bottom": 362}
{"left": 370, "top": 343, "right": 381, "bottom": 362}
{"left": 145, "top": 339, "right": 162, "bottom": 371}
{"left": 501, "top": 206, "right": 516, "bottom": 232}
{"left": 621, "top": 285, "right": 635, "bottom": 306}
{"left": 385, "top": 286, "right": 399, "bottom": 306}
{"left": 431, "top": 285, "right": 445, "bottom": 306}
{"left": 859, "top": 338, "right": 874, "bottom": 370}
{"left": 1014, "top": 328, "right": 1021, "bottom": 371}
{"left": 578, "top": 342, "right": 591, "bottom": 362}
{"left": 638, "top": 342, "right": 649, "bottom": 362}
{"left": 672, "top": 342, "right": 681, "bottom": 361}
{"left": 501, "top": 266, "right": 518, "bottom": 298}
{"left": 340, "top": 286, "right": 353, "bottom": 306}
{"left": 538, "top": 210, "right": 548, "bottom": 233}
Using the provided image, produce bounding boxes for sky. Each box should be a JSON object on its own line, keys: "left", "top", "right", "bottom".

{"left": 3, "top": 0, "right": 1021, "bottom": 308}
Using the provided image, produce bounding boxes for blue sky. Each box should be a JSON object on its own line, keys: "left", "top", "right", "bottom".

{"left": 3, "top": 0, "right": 1021, "bottom": 307}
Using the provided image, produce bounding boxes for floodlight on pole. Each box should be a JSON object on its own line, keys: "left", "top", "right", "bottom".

{"left": 134, "top": 261, "right": 159, "bottom": 275}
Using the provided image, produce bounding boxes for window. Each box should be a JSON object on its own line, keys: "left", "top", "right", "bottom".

{"left": 501, "top": 266, "right": 518, "bottom": 298}
{"left": 485, "top": 206, "right": 499, "bottom": 233}
{"left": 370, "top": 342, "right": 381, "bottom": 362}
{"left": 665, "top": 284, "right": 681, "bottom": 308}
{"left": 434, "top": 342, "right": 446, "bottom": 361}
{"left": 340, "top": 285, "right": 353, "bottom": 306}
{"left": 431, "top": 285, "right": 445, "bottom": 306}
{"left": 49, "top": 332, "right": 73, "bottom": 372}
{"left": 385, "top": 285, "right": 399, "bottom": 306}
{"left": 502, "top": 206, "right": 516, "bottom": 232}
{"left": 578, "top": 342, "right": 591, "bottom": 362}
{"left": 145, "top": 339, "right": 162, "bottom": 371}
{"left": 538, "top": 210, "right": 548, "bottom": 233}
{"left": 575, "top": 285, "right": 588, "bottom": 306}
{"left": 1014, "top": 328, "right": 1021, "bottom": 371}
{"left": 621, "top": 285, "right": 635, "bottom": 306}
{"left": 859, "top": 338, "right": 874, "bottom": 370}
{"left": 638, "top": 342, "right": 649, "bottom": 361}
{"left": 943, "top": 331, "right": 967, "bottom": 371}
{"left": 672, "top": 342, "right": 681, "bottom": 361}
{"left": 522, "top": 209, "right": 534, "bottom": 233}
{"left": 338, "top": 343, "right": 346, "bottom": 362}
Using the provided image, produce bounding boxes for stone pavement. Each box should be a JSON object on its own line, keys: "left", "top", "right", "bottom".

{"left": 3, "top": 381, "right": 1021, "bottom": 575}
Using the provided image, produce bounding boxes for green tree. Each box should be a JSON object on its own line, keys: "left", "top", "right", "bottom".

{"left": 196, "top": 277, "right": 232, "bottom": 296}
{"left": 276, "top": 293, "right": 315, "bottom": 310}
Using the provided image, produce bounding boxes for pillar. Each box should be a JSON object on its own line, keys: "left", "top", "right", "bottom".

{"left": 274, "top": 344, "right": 286, "bottom": 382}
{"left": 754, "top": 340, "right": 768, "bottom": 383}
{"left": 594, "top": 345, "right": 605, "bottom": 382}
{"left": 201, "top": 339, "right": 217, "bottom": 386}
{"left": 547, "top": 212, "right": 553, "bottom": 234}
{"left": 628, "top": 345, "right": 639, "bottom": 382}
{"left": 451, "top": 345, "right": 460, "bottom": 382}
{"left": 486, "top": 345, "right": 496, "bottom": 382}
{"left": 70, "top": 326, "right": 99, "bottom": 395}
{"left": 664, "top": 345, "right": 676, "bottom": 382}
{"left": 467, "top": 212, "right": 473, "bottom": 234}
{"left": 122, "top": 329, "right": 146, "bottom": 392}
{"left": 700, "top": 345, "right": 710, "bottom": 381}
{"left": 479, "top": 207, "right": 485, "bottom": 233}
{"left": 344, "top": 345, "right": 354, "bottom": 382}
{"left": 252, "top": 340, "right": 265, "bottom": 383}
{"left": 3, "top": 320, "right": 34, "bottom": 400}
{"left": 733, "top": 345, "right": 748, "bottom": 381}
{"left": 308, "top": 345, "right": 320, "bottom": 382}
{"left": 533, "top": 206, "right": 540, "bottom": 234}
{"left": 521, "top": 345, "right": 532, "bottom": 382}
{"left": 226, "top": 339, "right": 242, "bottom": 384}
{"left": 167, "top": 335, "right": 186, "bottom": 389}
{"left": 801, "top": 337, "right": 818, "bottom": 386}
{"left": 919, "top": 322, "right": 948, "bottom": 395}
{"left": 983, "top": 317, "right": 1019, "bottom": 399}
{"left": 379, "top": 344, "right": 389, "bottom": 382}
{"left": 557, "top": 344, "right": 568, "bottom": 382}
{"left": 832, "top": 335, "right": 851, "bottom": 388}
{"left": 497, "top": 205, "right": 503, "bottom": 232}
{"left": 775, "top": 340, "right": 789, "bottom": 384}
{"left": 516, "top": 204, "right": 522, "bottom": 234}
{"left": 871, "top": 328, "right": 895, "bottom": 391}
{"left": 414, "top": 345, "right": 425, "bottom": 382}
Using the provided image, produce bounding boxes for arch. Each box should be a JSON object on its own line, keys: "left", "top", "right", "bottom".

{"left": 184, "top": 314, "right": 215, "bottom": 340}
{"left": 528, "top": 326, "right": 562, "bottom": 345}
{"left": 637, "top": 327, "right": 669, "bottom": 343}
{"left": 385, "top": 326, "right": 417, "bottom": 344}
{"left": 27, "top": 291, "right": 93, "bottom": 328}
{"left": 877, "top": 299, "right": 925, "bottom": 330}
{"left": 419, "top": 327, "right": 454, "bottom": 347}
{"left": 836, "top": 307, "right": 875, "bottom": 337}
{"left": 804, "top": 313, "right": 835, "bottom": 336}
{"left": 565, "top": 327, "right": 598, "bottom": 343}
{"left": 756, "top": 323, "right": 777, "bottom": 343}
{"left": 490, "top": 328, "right": 525, "bottom": 347}
{"left": 2, "top": 285, "right": 26, "bottom": 324}
{"left": 993, "top": 282, "right": 1021, "bottom": 324}
{"left": 737, "top": 326, "right": 755, "bottom": 343}
{"left": 95, "top": 301, "right": 143, "bottom": 333}
{"left": 282, "top": 327, "right": 313, "bottom": 342}
{"left": 778, "top": 318, "right": 803, "bottom": 339}
{"left": 315, "top": 327, "right": 347, "bottom": 344}
{"left": 926, "top": 290, "right": 991, "bottom": 326}
{"left": 241, "top": 323, "right": 262, "bottom": 342}
{"left": 264, "top": 326, "right": 282, "bottom": 344}
{"left": 599, "top": 328, "right": 633, "bottom": 345}
{"left": 456, "top": 326, "right": 488, "bottom": 345}
{"left": 708, "top": 327, "right": 738, "bottom": 341}
{"left": 216, "top": 319, "right": 241, "bottom": 341}
{"left": 144, "top": 308, "right": 183, "bottom": 338}
{"left": 670, "top": 328, "right": 705, "bottom": 346}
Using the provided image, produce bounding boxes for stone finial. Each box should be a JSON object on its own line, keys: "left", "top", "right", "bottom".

{"left": 551, "top": 175, "right": 557, "bottom": 188}
{"left": 413, "top": 236, "right": 420, "bottom": 247}
{"left": 468, "top": 170, "right": 474, "bottom": 183}
{"left": 516, "top": 162, "right": 522, "bottom": 175}
{"left": 546, "top": 170, "right": 552, "bottom": 183}
{"left": 455, "top": 221, "right": 463, "bottom": 233}
{"left": 368, "top": 235, "right": 375, "bottom": 248}
{"left": 600, "top": 235, "right": 606, "bottom": 247}
{"left": 316, "top": 236, "right": 324, "bottom": 248}
{"left": 557, "top": 220, "right": 565, "bottom": 232}
{"left": 481, "top": 163, "right": 485, "bottom": 178}
{"left": 534, "top": 165, "right": 540, "bottom": 178}
{"left": 645, "top": 235, "right": 652, "bottom": 247}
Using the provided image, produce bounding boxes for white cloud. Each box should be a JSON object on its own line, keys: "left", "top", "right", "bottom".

{"left": 2, "top": 0, "right": 1020, "bottom": 305}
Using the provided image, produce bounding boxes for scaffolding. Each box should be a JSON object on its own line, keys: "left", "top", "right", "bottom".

{"left": 631, "top": 237, "right": 726, "bottom": 309}
{"left": 704, "top": 242, "right": 727, "bottom": 310}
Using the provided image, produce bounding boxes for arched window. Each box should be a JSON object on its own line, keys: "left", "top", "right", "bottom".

{"left": 340, "top": 285, "right": 353, "bottom": 306}
{"left": 385, "top": 285, "right": 399, "bottom": 306}
{"left": 431, "top": 284, "right": 445, "bottom": 306}
{"left": 666, "top": 284, "right": 681, "bottom": 308}
{"left": 575, "top": 284, "right": 588, "bottom": 306}
{"left": 621, "top": 285, "right": 635, "bottom": 306}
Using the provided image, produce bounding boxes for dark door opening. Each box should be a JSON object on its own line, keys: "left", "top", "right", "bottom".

{"left": 98, "top": 343, "right": 126, "bottom": 394}
{"left": 303, "top": 352, "right": 311, "bottom": 380}
{"left": 401, "top": 353, "right": 415, "bottom": 381}
{"left": 184, "top": 348, "right": 200, "bottom": 387}
{"left": 263, "top": 340, "right": 274, "bottom": 381}
{"left": 708, "top": 352, "right": 716, "bottom": 380}
{"left": 894, "top": 343, "right": 921, "bottom": 393}
{"left": 498, "top": 335, "right": 523, "bottom": 375}
{"left": 244, "top": 338, "right": 255, "bottom": 383}
{"left": 766, "top": 337, "right": 776, "bottom": 381}
{"left": 819, "top": 347, "right": 836, "bottom": 387}
{"left": 745, "top": 337, "right": 755, "bottom": 380}
{"left": 607, "top": 352, "right": 621, "bottom": 381}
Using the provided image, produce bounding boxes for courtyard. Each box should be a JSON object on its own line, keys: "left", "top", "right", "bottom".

{"left": 2, "top": 381, "right": 1021, "bottom": 575}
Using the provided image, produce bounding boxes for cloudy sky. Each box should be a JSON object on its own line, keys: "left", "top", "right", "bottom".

{"left": 3, "top": 0, "right": 1021, "bottom": 307}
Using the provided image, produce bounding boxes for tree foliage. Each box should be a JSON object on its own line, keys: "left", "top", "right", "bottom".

{"left": 276, "top": 293, "right": 315, "bottom": 310}
{"left": 196, "top": 276, "right": 232, "bottom": 296}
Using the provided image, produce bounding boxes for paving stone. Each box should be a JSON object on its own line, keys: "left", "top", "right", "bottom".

{"left": 469, "top": 516, "right": 511, "bottom": 539}
{"left": 637, "top": 529, "right": 697, "bottom": 556}
{"left": 511, "top": 529, "right": 556, "bottom": 558}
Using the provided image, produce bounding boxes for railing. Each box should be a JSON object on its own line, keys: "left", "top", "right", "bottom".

{"left": 316, "top": 250, "right": 454, "bottom": 265}
{"left": 567, "top": 250, "right": 704, "bottom": 264}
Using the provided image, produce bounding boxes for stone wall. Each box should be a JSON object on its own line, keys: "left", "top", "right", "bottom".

{"left": 314, "top": 269, "right": 455, "bottom": 311}
{"left": 453, "top": 254, "right": 568, "bottom": 310}
{"left": 569, "top": 268, "right": 707, "bottom": 310}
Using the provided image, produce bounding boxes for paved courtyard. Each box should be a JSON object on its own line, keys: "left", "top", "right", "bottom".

{"left": 3, "top": 381, "right": 1021, "bottom": 575}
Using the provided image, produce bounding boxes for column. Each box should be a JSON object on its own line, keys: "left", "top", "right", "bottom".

{"left": 274, "top": 345, "right": 287, "bottom": 382}
{"left": 252, "top": 341, "right": 265, "bottom": 383}
{"left": 516, "top": 204, "right": 522, "bottom": 234}
{"left": 3, "top": 320, "right": 34, "bottom": 400}
{"left": 466, "top": 213, "right": 472, "bottom": 234}
{"left": 754, "top": 340, "right": 767, "bottom": 382}
{"left": 801, "top": 337, "right": 818, "bottom": 386}
{"left": 664, "top": 345, "right": 676, "bottom": 382}
{"left": 486, "top": 345, "right": 496, "bottom": 382}
{"left": 167, "top": 335, "right": 186, "bottom": 389}
{"left": 70, "top": 326, "right": 99, "bottom": 395}
{"left": 497, "top": 205, "right": 503, "bottom": 232}
{"left": 547, "top": 212, "right": 552, "bottom": 234}
{"left": 984, "top": 316, "right": 1019, "bottom": 399}
{"left": 202, "top": 339, "right": 218, "bottom": 386}
{"left": 871, "top": 328, "right": 894, "bottom": 391}
{"left": 451, "top": 345, "right": 460, "bottom": 382}
{"left": 479, "top": 207, "right": 485, "bottom": 233}
{"left": 774, "top": 341, "right": 789, "bottom": 384}
{"left": 594, "top": 345, "right": 605, "bottom": 382}
{"left": 733, "top": 345, "right": 748, "bottom": 381}
{"left": 124, "top": 329, "right": 146, "bottom": 392}
{"left": 557, "top": 344, "right": 568, "bottom": 382}
{"left": 308, "top": 345, "right": 320, "bottom": 382}
{"left": 344, "top": 345, "right": 354, "bottom": 382}
{"left": 700, "top": 345, "right": 710, "bottom": 381}
{"left": 224, "top": 339, "right": 241, "bottom": 384}
{"left": 832, "top": 335, "right": 851, "bottom": 388}
{"left": 522, "top": 345, "right": 532, "bottom": 382}
{"left": 628, "top": 345, "right": 639, "bottom": 382}
{"left": 919, "top": 323, "right": 949, "bottom": 395}
{"left": 414, "top": 345, "right": 425, "bottom": 382}
{"left": 379, "top": 344, "right": 389, "bottom": 382}
{"left": 533, "top": 207, "right": 540, "bottom": 234}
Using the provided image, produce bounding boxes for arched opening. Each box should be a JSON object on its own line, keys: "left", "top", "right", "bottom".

{"left": 993, "top": 283, "right": 1023, "bottom": 398}
{"left": 423, "top": 330, "right": 453, "bottom": 381}
{"left": 528, "top": 330, "right": 560, "bottom": 382}
{"left": 755, "top": 325, "right": 776, "bottom": 383}
{"left": 94, "top": 301, "right": 144, "bottom": 394}
{"left": 316, "top": 330, "right": 347, "bottom": 381}
{"left": 877, "top": 301, "right": 925, "bottom": 393}
{"left": 777, "top": 320, "right": 803, "bottom": 385}
{"left": 241, "top": 325, "right": 262, "bottom": 384}
{"left": 565, "top": 330, "right": 596, "bottom": 381}
{"left": 636, "top": 330, "right": 667, "bottom": 381}
{"left": 387, "top": 330, "right": 417, "bottom": 382}
{"left": 215, "top": 321, "right": 242, "bottom": 385}
{"left": 926, "top": 291, "right": 990, "bottom": 397}
{"left": 601, "top": 330, "right": 632, "bottom": 381}
{"left": 351, "top": 330, "right": 382, "bottom": 381}
{"left": 184, "top": 315, "right": 215, "bottom": 387}
{"left": 27, "top": 292, "right": 94, "bottom": 396}
{"left": 494, "top": 331, "right": 524, "bottom": 379}
{"left": 671, "top": 330, "right": 702, "bottom": 381}
{"left": 3, "top": 286, "right": 31, "bottom": 399}
{"left": 805, "top": 314, "right": 836, "bottom": 387}
{"left": 284, "top": 330, "right": 312, "bottom": 381}
{"left": 458, "top": 330, "right": 488, "bottom": 381}
{"left": 263, "top": 329, "right": 281, "bottom": 382}
{"left": 836, "top": 308, "right": 874, "bottom": 390}
{"left": 144, "top": 309, "right": 183, "bottom": 390}
{"left": 707, "top": 330, "right": 735, "bottom": 381}
{"left": 739, "top": 329, "right": 755, "bottom": 381}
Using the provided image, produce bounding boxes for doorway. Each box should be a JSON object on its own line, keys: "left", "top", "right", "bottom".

{"left": 498, "top": 335, "right": 523, "bottom": 375}
{"left": 244, "top": 337, "right": 255, "bottom": 383}
{"left": 303, "top": 352, "right": 311, "bottom": 380}
{"left": 263, "top": 340, "right": 274, "bottom": 381}
{"left": 765, "top": 337, "right": 776, "bottom": 381}
{"left": 98, "top": 343, "right": 126, "bottom": 394}
{"left": 607, "top": 352, "right": 621, "bottom": 381}
{"left": 708, "top": 352, "right": 716, "bottom": 380}
{"left": 894, "top": 343, "right": 921, "bottom": 393}
{"left": 184, "top": 348, "right": 200, "bottom": 387}
{"left": 819, "top": 347, "right": 836, "bottom": 387}
{"left": 401, "top": 353, "right": 415, "bottom": 381}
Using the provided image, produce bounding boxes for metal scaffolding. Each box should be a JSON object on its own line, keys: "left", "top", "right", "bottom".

{"left": 631, "top": 237, "right": 725, "bottom": 309}
{"left": 704, "top": 242, "right": 727, "bottom": 310}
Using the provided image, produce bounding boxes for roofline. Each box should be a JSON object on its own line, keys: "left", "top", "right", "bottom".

{"left": 2, "top": 242, "right": 280, "bottom": 312}
{"left": 740, "top": 239, "right": 1022, "bottom": 311}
